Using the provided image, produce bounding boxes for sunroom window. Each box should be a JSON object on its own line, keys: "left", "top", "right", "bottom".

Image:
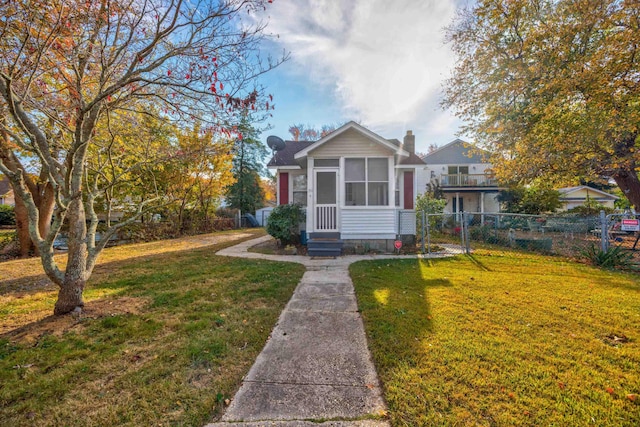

{"left": 345, "top": 158, "right": 389, "bottom": 206}
{"left": 292, "top": 174, "right": 307, "bottom": 206}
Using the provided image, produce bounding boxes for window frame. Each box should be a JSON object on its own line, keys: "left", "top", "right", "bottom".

{"left": 291, "top": 173, "right": 308, "bottom": 207}
{"left": 344, "top": 157, "right": 390, "bottom": 207}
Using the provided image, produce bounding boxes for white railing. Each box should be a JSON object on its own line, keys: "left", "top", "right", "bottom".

{"left": 316, "top": 205, "right": 338, "bottom": 231}
{"left": 440, "top": 174, "right": 498, "bottom": 187}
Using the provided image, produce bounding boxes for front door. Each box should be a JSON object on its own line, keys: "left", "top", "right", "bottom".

{"left": 315, "top": 170, "right": 338, "bottom": 231}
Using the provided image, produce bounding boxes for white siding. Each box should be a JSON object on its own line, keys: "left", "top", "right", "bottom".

{"left": 341, "top": 208, "right": 397, "bottom": 239}
{"left": 311, "top": 128, "right": 394, "bottom": 158}
{"left": 416, "top": 167, "right": 430, "bottom": 197}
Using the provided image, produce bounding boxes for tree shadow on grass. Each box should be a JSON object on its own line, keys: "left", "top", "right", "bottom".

{"left": 352, "top": 259, "right": 455, "bottom": 374}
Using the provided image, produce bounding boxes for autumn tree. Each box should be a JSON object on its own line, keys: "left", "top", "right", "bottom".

{"left": 444, "top": 0, "right": 640, "bottom": 209}
{"left": 226, "top": 116, "right": 267, "bottom": 214}
{"left": 288, "top": 123, "right": 339, "bottom": 141}
{"left": 497, "top": 183, "right": 561, "bottom": 214}
{"left": 0, "top": 0, "right": 283, "bottom": 314}
{"left": 165, "top": 124, "right": 235, "bottom": 228}
{"left": 87, "top": 107, "right": 176, "bottom": 226}
{"left": 260, "top": 176, "right": 276, "bottom": 205}
{"left": 1, "top": 120, "right": 55, "bottom": 257}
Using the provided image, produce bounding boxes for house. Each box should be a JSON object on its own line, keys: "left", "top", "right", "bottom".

{"left": 420, "top": 139, "right": 501, "bottom": 214}
{"left": 267, "top": 121, "right": 425, "bottom": 254}
{"left": 0, "top": 177, "right": 15, "bottom": 206}
{"left": 557, "top": 185, "right": 618, "bottom": 211}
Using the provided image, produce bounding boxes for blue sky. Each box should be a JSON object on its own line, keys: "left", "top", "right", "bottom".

{"left": 254, "top": 0, "right": 468, "bottom": 153}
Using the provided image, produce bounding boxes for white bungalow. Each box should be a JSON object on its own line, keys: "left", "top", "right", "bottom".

{"left": 267, "top": 121, "right": 425, "bottom": 255}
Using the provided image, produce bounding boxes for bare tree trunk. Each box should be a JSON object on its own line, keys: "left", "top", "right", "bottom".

{"left": 1, "top": 120, "right": 55, "bottom": 256}
{"left": 54, "top": 278, "right": 86, "bottom": 315}
{"left": 37, "top": 183, "right": 55, "bottom": 242}
{"left": 54, "top": 198, "right": 87, "bottom": 315}
{"left": 12, "top": 182, "right": 56, "bottom": 257}
{"left": 13, "top": 196, "right": 33, "bottom": 257}
{"left": 613, "top": 168, "right": 640, "bottom": 212}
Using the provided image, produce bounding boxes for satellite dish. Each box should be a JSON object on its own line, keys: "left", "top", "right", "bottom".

{"left": 267, "top": 135, "right": 286, "bottom": 151}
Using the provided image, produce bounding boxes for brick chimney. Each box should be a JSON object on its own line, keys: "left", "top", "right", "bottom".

{"left": 403, "top": 130, "right": 415, "bottom": 154}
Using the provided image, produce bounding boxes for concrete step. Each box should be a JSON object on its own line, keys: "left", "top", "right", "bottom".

{"left": 308, "top": 232, "right": 341, "bottom": 240}
{"left": 307, "top": 238, "right": 343, "bottom": 257}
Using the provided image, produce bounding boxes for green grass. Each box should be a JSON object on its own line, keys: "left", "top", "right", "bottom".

{"left": 0, "top": 231, "right": 305, "bottom": 426}
{"left": 351, "top": 251, "right": 640, "bottom": 426}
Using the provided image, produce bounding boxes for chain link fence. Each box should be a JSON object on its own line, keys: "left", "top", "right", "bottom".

{"left": 399, "top": 210, "right": 640, "bottom": 267}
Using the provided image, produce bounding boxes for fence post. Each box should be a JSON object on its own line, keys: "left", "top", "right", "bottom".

{"left": 426, "top": 213, "right": 431, "bottom": 254}
{"left": 460, "top": 212, "right": 465, "bottom": 251}
{"left": 463, "top": 211, "right": 471, "bottom": 254}
{"left": 600, "top": 210, "right": 608, "bottom": 252}
{"left": 421, "top": 210, "right": 426, "bottom": 254}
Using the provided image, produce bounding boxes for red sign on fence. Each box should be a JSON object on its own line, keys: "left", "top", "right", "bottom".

{"left": 394, "top": 240, "right": 403, "bottom": 250}
{"left": 621, "top": 219, "right": 640, "bottom": 232}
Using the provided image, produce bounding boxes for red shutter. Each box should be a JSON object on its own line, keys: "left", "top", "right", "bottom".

{"left": 279, "top": 172, "right": 289, "bottom": 205}
{"left": 403, "top": 171, "right": 414, "bottom": 209}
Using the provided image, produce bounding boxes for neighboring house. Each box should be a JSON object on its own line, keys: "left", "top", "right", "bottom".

{"left": 420, "top": 139, "right": 501, "bottom": 214}
{"left": 268, "top": 121, "right": 425, "bottom": 253}
{"left": 557, "top": 185, "right": 618, "bottom": 211}
{"left": 0, "top": 177, "right": 15, "bottom": 206}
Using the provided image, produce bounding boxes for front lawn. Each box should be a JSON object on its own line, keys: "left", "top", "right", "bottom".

{"left": 0, "top": 230, "right": 305, "bottom": 426}
{"left": 351, "top": 251, "right": 640, "bottom": 426}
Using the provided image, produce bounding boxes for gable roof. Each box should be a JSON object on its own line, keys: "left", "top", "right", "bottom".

{"left": 422, "top": 139, "right": 489, "bottom": 164}
{"left": 293, "top": 121, "right": 408, "bottom": 160}
{"left": 267, "top": 122, "right": 425, "bottom": 168}
{"left": 267, "top": 141, "right": 314, "bottom": 168}
{"left": 558, "top": 185, "right": 619, "bottom": 200}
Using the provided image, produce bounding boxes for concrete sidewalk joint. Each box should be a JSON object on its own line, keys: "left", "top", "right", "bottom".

{"left": 208, "top": 236, "right": 461, "bottom": 426}
{"left": 207, "top": 236, "right": 405, "bottom": 426}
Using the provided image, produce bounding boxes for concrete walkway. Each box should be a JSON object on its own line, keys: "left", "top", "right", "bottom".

{"left": 207, "top": 236, "right": 462, "bottom": 427}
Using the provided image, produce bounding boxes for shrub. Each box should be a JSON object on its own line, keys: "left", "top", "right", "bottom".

{"left": 0, "top": 204, "right": 15, "bottom": 226}
{"left": 415, "top": 192, "right": 447, "bottom": 235}
{"left": 266, "top": 204, "right": 305, "bottom": 247}
{"left": 498, "top": 184, "right": 561, "bottom": 214}
{"left": 580, "top": 243, "right": 637, "bottom": 271}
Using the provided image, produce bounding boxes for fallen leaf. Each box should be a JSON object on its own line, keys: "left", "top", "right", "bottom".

{"left": 558, "top": 382, "right": 566, "bottom": 390}
{"left": 606, "top": 387, "right": 614, "bottom": 395}
{"left": 627, "top": 394, "right": 637, "bottom": 402}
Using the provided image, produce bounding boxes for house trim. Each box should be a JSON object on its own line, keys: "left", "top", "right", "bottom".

{"left": 293, "top": 121, "right": 408, "bottom": 160}
{"left": 269, "top": 165, "right": 301, "bottom": 170}
{"left": 278, "top": 172, "right": 289, "bottom": 205}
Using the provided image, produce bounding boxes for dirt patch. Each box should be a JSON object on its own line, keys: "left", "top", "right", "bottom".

{"left": 602, "top": 333, "right": 631, "bottom": 346}
{"left": 1, "top": 296, "right": 149, "bottom": 345}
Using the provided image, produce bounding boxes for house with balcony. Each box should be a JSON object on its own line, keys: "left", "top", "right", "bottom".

{"left": 268, "top": 121, "right": 425, "bottom": 255}
{"left": 419, "top": 139, "right": 501, "bottom": 214}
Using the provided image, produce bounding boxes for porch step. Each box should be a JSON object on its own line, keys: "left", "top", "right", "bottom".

{"left": 308, "top": 232, "right": 341, "bottom": 240}
{"left": 307, "top": 237, "right": 344, "bottom": 257}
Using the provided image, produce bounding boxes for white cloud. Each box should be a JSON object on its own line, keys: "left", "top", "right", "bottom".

{"left": 262, "top": 0, "right": 458, "bottom": 132}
